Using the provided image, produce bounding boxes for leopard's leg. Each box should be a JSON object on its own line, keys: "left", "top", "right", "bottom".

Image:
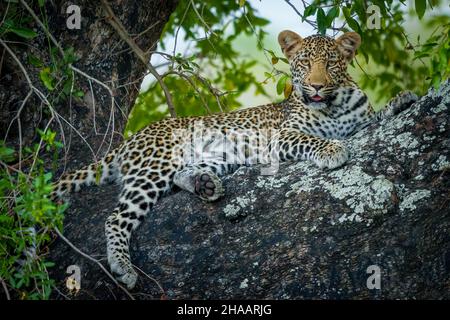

{"left": 174, "top": 161, "right": 239, "bottom": 202}
{"left": 376, "top": 91, "right": 419, "bottom": 120}
{"left": 276, "top": 129, "right": 349, "bottom": 169}
{"left": 105, "top": 166, "right": 174, "bottom": 289}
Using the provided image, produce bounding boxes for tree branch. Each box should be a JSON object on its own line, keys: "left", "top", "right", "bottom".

{"left": 99, "top": 0, "right": 177, "bottom": 118}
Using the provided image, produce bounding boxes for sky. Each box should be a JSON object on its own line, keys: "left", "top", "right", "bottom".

{"left": 247, "top": 0, "right": 315, "bottom": 35}
{"left": 143, "top": 0, "right": 314, "bottom": 96}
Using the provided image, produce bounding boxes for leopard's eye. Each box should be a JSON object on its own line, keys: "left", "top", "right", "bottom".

{"left": 328, "top": 60, "right": 338, "bottom": 67}
{"left": 299, "top": 58, "right": 310, "bottom": 67}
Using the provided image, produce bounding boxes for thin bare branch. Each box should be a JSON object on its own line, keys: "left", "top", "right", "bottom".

{"left": 54, "top": 228, "right": 135, "bottom": 300}
{"left": 132, "top": 20, "right": 161, "bottom": 39}
{"left": 172, "top": 0, "right": 192, "bottom": 68}
{"left": 132, "top": 264, "right": 165, "bottom": 296}
{"left": 190, "top": 0, "right": 217, "bottom": 37}
{"left": 100, "top": 0, "right": 177, "bottom": 117}
{"left": 0, "top": 39, "right": 32, "bottom": 85}
{"left": 19, "top": 0, "right": 64, "bottom": 56}
{"left": 0, "top": 277, "right": 11, "bottom": 300}
{"left": 164, "top": 70, "right": 212, "bottom": 114}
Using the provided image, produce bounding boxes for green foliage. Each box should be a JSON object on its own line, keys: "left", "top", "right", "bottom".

{"left": 0, "top": 3, "right": 37, "bottom": 40}
{"left": 298, "top": 0, "right": 449, "bottom": 103}
{"left": 0, "top": 0, "right": 70, "bottom": 300}
{"left": 1, "top": 1, "right": 84, "bottom": 104}
{"left": 126, "top": 0, "right": 271, "bottom": 136}
{"left": 414, "top": 17, "right": 450, "bottom": 89}
{"left": 128, "top": 0, "right": 449, "bottom": 134}
{"left": 0, "top": 130, "right": 66, "bottom": 300}
{"left": 415, "top": 0, "right": 426, "bottom": 20}
{"left": 37, "top": 46, "right": 83, "bottom": 103}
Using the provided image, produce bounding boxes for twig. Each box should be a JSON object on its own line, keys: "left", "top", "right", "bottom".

{"left": 164, "top": 70, "right": 212, "bottom": 114}
{"left": 354, "top": 56, "right": 372, "bottom": 80}
{"left": 51, "top": 284, "right": 71, "bottom": 300}
{"left": 19, "top": 0, "right": 64, "bottom": 56}
{"left": 385, "top": 6, "right": 427, "bottom": 68}
{"left": 70, "top": 66, "right": 116, "bottom": 158}
{"left": 1, "top": 39, "right": 72, "bottom": 176}
{"left": 286, "top": 0, "right": 345, "bottom": 32}
{"left": 0, "top": 0, "right": 11, "bottom": 30}
{"left": 190, "top": 0, "right": 217, "bottom": 37}
{"left": 100, "top": 0, "right": 177, "bottom": 117}
{"left": 0, "top": 39, "right": 33, "bottom": 85}
{"left": 172, "top": 0, "right": 192, "bottom": 68}
{"left": 0, "top": 277, "right": 11, "bottom": 300}
{"left": 285, "top": 0, "right": 318, "bottom": 29}
{"left": 132, "top": 264, "right": 165, "bottom": 296}
{"left": 132, "top": 20, "right": 161, "bottom": 39}
{"left": 4, "top": 90, "right": 32, "bottom": 169}
{"left": 54, "top": 228, "right": 135, "bottom": 300}
{"left": 18, "top": 1, "right": 114, "bottom": 164}
{"left": 21, "top": 0, "right": 120, "bottom": 159}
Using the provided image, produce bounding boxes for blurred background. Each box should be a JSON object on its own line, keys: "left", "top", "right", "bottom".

{"left": 127, "top": 0, "right": 450, "bottom": 137}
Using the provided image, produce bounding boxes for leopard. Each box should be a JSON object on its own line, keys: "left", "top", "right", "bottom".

{"left": 52, "top": 30, "right": 418, "bottom": 289}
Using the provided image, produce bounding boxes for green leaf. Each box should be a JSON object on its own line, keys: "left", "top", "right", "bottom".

{"left": 28, "top": 54, "right": 44, "bottom": 68}
{"left": 343, "top": 8, "right": 361, "bottom": 33}
{"left": 415, "top": 0, "right": 426, "bottom": 19}
{"left": 263, "top": 71, "right": 275, "bottom": 83}
{"left": 316, "top": 8, "right": 327, "bottom": 35}
{"left": 44, "top": 172, "right": 53, "bottom": 183}
{"left": 276, "top": 75, "right": 288, "bottom": 95}
{"left": 74, "top": 90, "right": 84, "bottom": 97}
{"left": 95, "top": 164, "right": 103, "bottom": 185}
{"left": 39, "top": 67, "right": 54, "bottom": 91}
{"left": 413, "top": 52, "right": 430, "bottom": 60}
{"left": 438, "top": 46, "right": 447, "bottom": 71}
{"left": 351, "top": 0, "right": 366, "bottom": 22}
{"left": 0, "top": 141, "right": 15, "bottom": 162}
{"left": 431, "top": 73, "right": 441, "bottom": 89}
{"left": 326, "top": 7, "right": 340, "bottom": 26}
{"left": 10, "top": 27, "right": 37, "bottom": 39}
{"left": 303, "top": 4, "right": 317, "bottom": 21}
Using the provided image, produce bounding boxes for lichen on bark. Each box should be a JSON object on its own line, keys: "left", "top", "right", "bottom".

{"left": 49, "top": 80, "right": 450, "bottom": 299}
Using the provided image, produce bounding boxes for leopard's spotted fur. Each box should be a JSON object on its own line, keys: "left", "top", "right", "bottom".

{"left": 53, "top": 31, "right": 418, "bottom": 289}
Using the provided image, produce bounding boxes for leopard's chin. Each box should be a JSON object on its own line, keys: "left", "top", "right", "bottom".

{"left": 306, "top": 101, "right": 328, "bottom": 110}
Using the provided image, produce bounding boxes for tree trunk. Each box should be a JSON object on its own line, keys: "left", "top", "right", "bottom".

{"left": 1, "top": 0, "right": 178, "bottom": 171}
{"left": 48, "top": 80, "right": 450, "bottom": 299}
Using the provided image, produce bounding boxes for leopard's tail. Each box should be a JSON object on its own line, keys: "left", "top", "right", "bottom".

{"left": 51, "top": 147, "right": 120, "bottom": 200}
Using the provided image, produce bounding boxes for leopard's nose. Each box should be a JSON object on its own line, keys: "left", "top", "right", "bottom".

{"left": 311, "top": 84, "right": 324, "bottom": 91}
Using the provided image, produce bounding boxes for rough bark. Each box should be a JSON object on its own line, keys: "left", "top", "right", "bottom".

{"left": 1, "top": 0, "right": 178, "bottom": 170}
{"left": 48, "top": 80, "right": 450, "bottom": 300}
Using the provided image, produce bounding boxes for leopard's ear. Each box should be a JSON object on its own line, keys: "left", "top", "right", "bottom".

{"left": 335, "top": 32, "right": 361, "bottom": 61}
{"left": 278, "top": 30, "right": 303, "bottom": 59}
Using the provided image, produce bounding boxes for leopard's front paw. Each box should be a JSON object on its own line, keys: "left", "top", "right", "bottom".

{"left": 387, "top": 91, "right": 419, "bottom": 116}
{"left": 108, "top": 249, "right": 138, "bottom": 289}
{"left": 313, "top": 140, "right": 349, "bottom": 169}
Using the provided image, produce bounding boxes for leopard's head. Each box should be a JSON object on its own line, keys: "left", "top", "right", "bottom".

{"left": 278, "top": 30, "right": 361, "bottom": 109}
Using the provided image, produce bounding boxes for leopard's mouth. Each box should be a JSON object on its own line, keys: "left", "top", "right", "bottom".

{"left": 311, "top": 94, "right": 324, "bottom": 102}
{"left": 303, "top": 92, "right": 328, "bottom": 104}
